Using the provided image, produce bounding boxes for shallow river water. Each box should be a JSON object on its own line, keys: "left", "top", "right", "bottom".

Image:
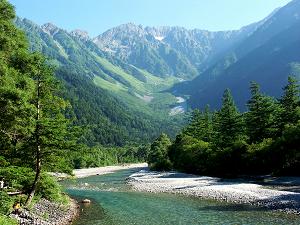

{"left": 62, "top": 169, "right": 300, "bottom": 225}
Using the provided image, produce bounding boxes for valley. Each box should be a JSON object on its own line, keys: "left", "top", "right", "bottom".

{"left": 1, "top": 0, "right": 300, "bottom": 224}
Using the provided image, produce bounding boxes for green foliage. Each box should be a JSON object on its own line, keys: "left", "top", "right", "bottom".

{"left": 37, "top": 173, "right": 64, "bottom": 202}
{"left": 0, "top": 191, "right": 14, "bottom": 215}
{"left": 148, "top": 134, "right": 172, "bottom": 171}
{"left": 270, "top": 122, "right": 300, "bottom": 175}
{"left": 278, "top": 76, "right": 300, "bottom": 133}
{"left": 0, "top": 0, "right": 77, "bottom": 208}
{"left": 214, "top": 89, "right": 244, "bottom": 146}
{"left": 0, "top": 214, "right": 18, "bottom": 225}
{"left": 246, "top": 82, "right": 279, "bottom": 143}
{"left": 69, "top": 145, "right": 150, "bottom": 169}
{"left": 149, "top": 77, "right": 300, "bottom": 176}
{"left": 0, "top": 166, "right": 34, "bottom": 191}
{"left": 169, "top": 134, "right": 212, "bottom": 174}
{"left": 0, "top": 167, "right": 64, "bottom": 202}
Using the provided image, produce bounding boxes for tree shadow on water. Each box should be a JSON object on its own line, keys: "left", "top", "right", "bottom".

{"left": 198, "top": 204, "right": 264, "bottom": 212}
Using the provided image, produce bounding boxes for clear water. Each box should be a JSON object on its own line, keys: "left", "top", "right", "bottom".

{"left": 62, "top": 169, "right": 300, "bottom": 225}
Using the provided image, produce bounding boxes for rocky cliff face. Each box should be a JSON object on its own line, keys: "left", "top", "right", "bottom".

{"left": 93, "top": 22, "right": 260, "bottom": 77}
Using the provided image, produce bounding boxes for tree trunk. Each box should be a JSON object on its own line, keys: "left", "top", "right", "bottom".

{"left": 25, "top": 150, "right": 41, "bottom": 206}
{"left": 25, "top": 79, "right": 41, "bottom": 207}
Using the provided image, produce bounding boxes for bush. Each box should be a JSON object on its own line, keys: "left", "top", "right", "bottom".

{"left": 270, "top": 123, "right": 300, "bottom": 175}
{"left": 37, "top": 173, "right": 64, "bottom": 202}
{"left": 245, "top": 138, "right": 274, "bottom": 174}
{"left": 0, "top": 191, "right": 14, "bottom": 215}
{"left": 0, "top": 167, "right": 65, "bottom": 204}
{"left": 0, "top": 166, "right": 35, "bottom": 192}
{"left": 0, "top": 214, "right": 18, "bottom": 225}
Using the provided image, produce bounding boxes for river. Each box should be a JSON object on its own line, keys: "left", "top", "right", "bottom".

{"left": 62, "top": 169, "right": 300, "bottom": 225}
{"left": 169, "top": 97, "right": 187, "bottom": 116}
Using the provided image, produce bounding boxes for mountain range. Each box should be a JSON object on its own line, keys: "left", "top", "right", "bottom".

{"left": 174, "top": 0, "right": 300, "bottom": 110}
{"left": 14, "top": 0, "right": 300, "bottom": 145}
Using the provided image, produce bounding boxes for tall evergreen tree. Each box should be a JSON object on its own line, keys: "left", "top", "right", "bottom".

{"left": 0, "top": 0, "right": 77, "bottom": 206}
{"left": 183, "top": 109, "right": 203, "bottom": 138}
{"left": 183, "top": 105, "right": 213, "bottom": 142}
{"left": 215, "top": 89, "right": 243, "bottom": 147}
{"left": 0, "top": 0, "right": 35, "bottom": 159}
{"left": 246, "top": 82, "right": 278, "bottom": 143}
{"left": 147, "top": 133, "right": 172, "bottom": 171}
{"left": 202, "top": 105, "right": 213, "bottom": 142}
{"left": 24, "top": 54, "right": 76, "bottom": 206}
{"left": 278, "top": 76, "right": 300, "bottom": 132}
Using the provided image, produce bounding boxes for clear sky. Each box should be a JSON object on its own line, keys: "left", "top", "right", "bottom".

{"left": 9, "top": 0, "right": 292, "bottom": 37}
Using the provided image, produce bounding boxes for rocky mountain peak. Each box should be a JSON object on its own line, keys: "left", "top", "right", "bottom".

{"left": 41, "top": 23, "right": 60, "bottom": 36}
{"left": 70, "top": 29, "right": 90, "bottom": 41}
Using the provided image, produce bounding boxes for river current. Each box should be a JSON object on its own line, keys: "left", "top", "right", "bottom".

{"left": 62, "top": 169, "right": 300, "bottom": 225}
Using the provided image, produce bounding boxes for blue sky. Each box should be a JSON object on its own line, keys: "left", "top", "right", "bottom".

{"left": 9, "top": 0, "right": 292, "bottom": 37}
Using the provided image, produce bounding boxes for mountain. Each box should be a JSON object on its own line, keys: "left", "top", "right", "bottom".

{"left": 94, "top": 23, "right": 258, "bottom": 78}
{"left": 174, "top": 0, "right": 300, "bottom": 110}
{"left": 15, "top": 18, "right": 184, "bottom": 146}
{"left": 14, "top": 0, "right": 298, "bottom": 146}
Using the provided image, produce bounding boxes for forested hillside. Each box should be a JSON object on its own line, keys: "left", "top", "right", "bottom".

{"left": 15, "top": 18, "right": 184, "bottom": 146}
{"left": 148, "top": 77, "right": 300, "bottom": 176}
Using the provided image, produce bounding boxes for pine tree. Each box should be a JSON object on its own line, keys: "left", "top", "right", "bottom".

{"left": 0, "top": 0, "right": 77, "bottom": 206}
{"left": 278, "top": 76, "right": 300, "bottom": 132}
{"left": 183, "top": 105, "right": 213, "bottom": 142}
{"left": 0, "top": 0, "right": 35, "bottom": 157}
{"left": 202, "top": 105, "right": 213, "bottom": 142}
{"left": 24, "top": 54, "right": 76, "bottom": 206}
{"left": 147, "top": 133, "right": 172, "bottom": 171}
{"left": 215, "top": 89, "right": 244, "bottom": 147}
{"left": 246, "top": 82, "right": 278, "bottom": 143}
{"left": 183, "top": 109, "right": 203, "bottom": 138}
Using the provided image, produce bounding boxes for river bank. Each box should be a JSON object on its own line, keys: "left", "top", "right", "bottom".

{"left": 10, "top": 197, "right": 79, "bottom": 225}
{"left": 127, "top": 170, "right": 300, "bottom": 214}
{"left": 73, "top": 163, "right": 148, "bottom": 178}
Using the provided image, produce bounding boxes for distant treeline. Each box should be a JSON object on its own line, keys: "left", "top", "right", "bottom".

{"left": 148, "top": 77, "right": 300, "bottom": 176}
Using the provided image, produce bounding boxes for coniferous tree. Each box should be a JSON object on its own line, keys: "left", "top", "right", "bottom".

{"left": 215, "top": 89, "right": 243, "bottom": 147}
{"left": 183, "top": 109, "right": 203, "bottom": 139}
{"left": 147, "top": 133, "right": 172, "bottom": 171}
{"left": 24, "top": 54, "right": 77, "bottom": 206}
{"left": 278, "top": 76, "right": 300, "bottom": 132}
{"left": 246, "top": 82, "right": 278, "bottom": 143}
{"left": 202, "top": 105, "right": 213, "bottom": 142}
{"left": 0, "top": 0, "right": 77, "bottom": 206}
{"left": 0, "top": 0, "right": 35, "bottom": 159}
{"left": 183, "top": 105, "right": 213, "bottom": 142}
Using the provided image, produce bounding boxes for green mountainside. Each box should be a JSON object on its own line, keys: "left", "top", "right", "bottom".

{"left": 14, "top": 0, "right": 300, "bottom": 145}
{"left": 15, "top": 18, "right": 184, "bottom": 146}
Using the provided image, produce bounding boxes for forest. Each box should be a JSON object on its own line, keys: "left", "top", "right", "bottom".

{"left": 148, "top": 78, "right": 300, "bottom": 176}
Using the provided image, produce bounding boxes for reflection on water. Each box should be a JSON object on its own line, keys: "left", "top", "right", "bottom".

{"left": 62, "top": 169, "right": 300, "bottom": 225}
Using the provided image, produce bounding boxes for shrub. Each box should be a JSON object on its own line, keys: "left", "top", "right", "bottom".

{"left": 0, "top": 191, "right": 14, "bottom": 215}
{"left": 37, "top": 173, "right": 64, "bottom": 202}
{"left": 0, "top": 166, "right": 34, "bottom": 192}
{"left": 0, "top": 214, "right": 18, "bottom": 225}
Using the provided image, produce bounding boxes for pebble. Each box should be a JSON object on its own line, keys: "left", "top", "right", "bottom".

{"left": 127, "top": 170, "right": 300, "bottom": 215}
{"left": 10, "top": 198, "right": 79, "bottom": 225}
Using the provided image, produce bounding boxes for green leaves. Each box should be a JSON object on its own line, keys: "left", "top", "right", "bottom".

{"left": 215, "top": 89, "right": 244, "bottom": 147}
{"left": 148, "top": 133, "right": 172, "bottom": 171}
{"left": 150, "top": 77, "right": 300, "bottom": 176}
{"left": 246, "top": 82, "right": 279, "bottom": 142}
